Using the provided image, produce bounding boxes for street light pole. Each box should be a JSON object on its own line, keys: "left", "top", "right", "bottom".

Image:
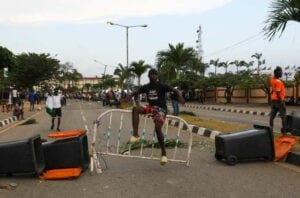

{"left": 126, "top": 26, "right": 129, "bottom": 68}
{"left": 107, "top": 21, "right": 147, "bottom": 69}
{"left": 94, "top": 60, "right": 107, "bottom": 77}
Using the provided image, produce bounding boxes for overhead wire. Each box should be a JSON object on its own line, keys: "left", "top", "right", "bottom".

{"left": 203, "top": 32, "right": 264, "bottom": 59}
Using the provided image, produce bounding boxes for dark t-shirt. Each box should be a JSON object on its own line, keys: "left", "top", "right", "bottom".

{"left": 138, "top": 81, "right": 173, "bottom": 111}
{"left": 170, "top": 91, "right": 178, "bottom": 101}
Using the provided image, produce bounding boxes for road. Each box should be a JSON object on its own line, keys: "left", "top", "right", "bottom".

{"left": 0, "top": 100, "right": 299, "bottom": 198}
{"left": 180, "top": 105, "right": 282, "bottom": 133}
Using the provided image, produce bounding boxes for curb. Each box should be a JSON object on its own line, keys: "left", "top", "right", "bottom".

{"left": 184, "top": 104, "right": 270, "bottom": 116}
{"left": 168, "top": 118, "right": 300, "bottom": 167}
{"left": 0, "top": 116, "right": 18, "bottom": 127}
{"left": 167, "top": 119, "right": 222, "bottom": 139}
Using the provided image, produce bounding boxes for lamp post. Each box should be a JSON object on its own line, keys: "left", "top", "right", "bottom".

{"left": 94, "top": 60, "right": 108, "bottom": 77}
{"left": 107, "top": 21, "right": 147, "bottom": 69}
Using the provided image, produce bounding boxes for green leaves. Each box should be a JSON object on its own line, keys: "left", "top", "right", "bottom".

{"left": 263, "top": 0, "right": 300, "bottom": 41}
{"left": 9, "top": 53, "right": 60, "bottom": 89}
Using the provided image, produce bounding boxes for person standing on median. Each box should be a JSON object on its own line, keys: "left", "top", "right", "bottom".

{"left": 269, "top": 66, "right": 287, "bottom": 135}
{"left": 126, "top": 68, "right": 185, "bottom": 165}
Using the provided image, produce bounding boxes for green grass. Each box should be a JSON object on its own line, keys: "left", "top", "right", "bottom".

{"left": 180, "top": 111, "right": 300, "bottom": 152}
{"left": 120, "top": 139, "right": 188, "bottom": 154}
{"left": 179, "top": 114, "right": 248, "bottom": 133}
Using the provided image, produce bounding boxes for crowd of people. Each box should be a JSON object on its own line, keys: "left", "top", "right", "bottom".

{"left": 0, "top": 87, "right": 66, "bottom": 121}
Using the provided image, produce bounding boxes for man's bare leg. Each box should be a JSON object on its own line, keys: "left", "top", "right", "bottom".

{"left": 132, "top": 106, "right": 145, "bottom": 137}
{"left": 154, "top": 121, "right": 166, "bottom": 156}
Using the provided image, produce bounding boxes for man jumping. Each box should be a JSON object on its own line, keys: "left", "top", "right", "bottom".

{"left": 127, "top": 68, "right": 185, "bottom": 165}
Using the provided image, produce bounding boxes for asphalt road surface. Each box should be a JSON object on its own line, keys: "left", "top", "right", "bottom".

{"left": 0, "top": 100, "right": 299, "bottom": 198}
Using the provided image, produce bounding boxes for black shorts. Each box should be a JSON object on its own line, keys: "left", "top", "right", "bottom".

{"left": 52, "top": 108, "right": 62, "bottom": 118}
{"left": 270, "top": 100, "right": 286, "bottom": 118}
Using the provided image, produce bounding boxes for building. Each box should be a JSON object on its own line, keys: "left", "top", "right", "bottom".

{"left": 60, "top": 76, "right": 120, "bottom": 91}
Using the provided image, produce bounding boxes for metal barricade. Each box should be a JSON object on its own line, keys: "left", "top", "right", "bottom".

{"left": 90, "top": 109, "right": 193, "bottom": 174}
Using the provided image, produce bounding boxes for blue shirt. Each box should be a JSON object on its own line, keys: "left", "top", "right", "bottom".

{"left": 29, "top": 92, "right": 35, "bottom": 102}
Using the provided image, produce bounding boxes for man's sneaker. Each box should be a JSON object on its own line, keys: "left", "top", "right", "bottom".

{"left": 160, "top": 155, "right": 168, "bottom": 165}
{"left": 129, "top": 135, "right": 141, "bottom": 143}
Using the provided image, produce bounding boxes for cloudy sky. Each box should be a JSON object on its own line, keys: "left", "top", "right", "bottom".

{"left": 0, "top": 0, "right": 299, "bottom": 80}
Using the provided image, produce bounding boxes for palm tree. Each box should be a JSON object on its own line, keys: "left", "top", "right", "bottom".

{"left": 209, "top": 58, "right": 220, "bottom": 76}
{"left": 130, "top": 60, "right": 151, "bottom": 87}
{"left": 219, "top": 61, "right": 230, "bottom": 74}
{"left": 229, "top": 60, "right": 240, "bottom": 74}
{"left": 263, "top": 0, "right": 300, "bottom": 41}
{"left": 244, "top": 61, "right": 254, "bottom": 74}
{"left": 251, "top": 53, "right": 265, "bottom": 75}
{"left": 113, "top": 63, "right": 133, "bottom": 90}
{"left": 191, "top": 57, "right": 208, "bottom": 77}
{"left": 156, "top": 43, "right": 197, "bottom": 82}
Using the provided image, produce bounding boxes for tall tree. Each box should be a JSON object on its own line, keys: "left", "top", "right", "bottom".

{"left": 263, "top": 0, "right": 300, "bottom": 41}
{"left": 0, "top": 46, "right": 15, "bottom": 88}
{"left": 251, "top": 53, "right": 265, "bottom": 75}
{"left": 113, "top": 63, "right": 133, "bottom": 90}
{"left": 229, "top": 60, "right": 240, "bottom": 74}
{"left": 0, "top": 46, "right": 14, "bottom": 72}
{"left": 209, "top": 58, "right": 220, "bottom": 76}
{"left": 69, "top": 69, "right": 83, "bottom": 88}
{"left": 190, "top": 57, "right": 208, "bottom": 77}
{"left": 9, "top": 53, "right": 60, "bottom": 89}
{"left": 156, "top": 43, "right": 197, "bottom": 83}
{"left": 219, "top": 61, "right": 230, "bottom": 74}
{"left": 130, "top": 60, "right": 151, "bottom": 87}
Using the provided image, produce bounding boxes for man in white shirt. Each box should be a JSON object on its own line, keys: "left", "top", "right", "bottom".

{"left": 12, "top": 87, "right": 18, "bottom": 106}
{"left": 50, "top": 89, "right": 62, "bottom": 131}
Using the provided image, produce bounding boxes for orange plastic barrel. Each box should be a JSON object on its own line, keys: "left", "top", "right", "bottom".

{"left": 40, "top": 167, "right": 82, "bottom": 180}
{"left": 48, "top": 129, "right": 86, "bottom": 139}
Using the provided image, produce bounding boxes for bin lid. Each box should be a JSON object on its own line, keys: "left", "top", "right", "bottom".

{"left": 274, "top": 135, "right": 298, "bottom": 162}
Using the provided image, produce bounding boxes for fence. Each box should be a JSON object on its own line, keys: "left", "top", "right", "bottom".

{"left": 90, "top": 109, "right": 193, "bottom": 175}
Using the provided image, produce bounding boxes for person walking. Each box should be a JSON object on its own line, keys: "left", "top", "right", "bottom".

{"left": 270, "top": 66, "right": 287, "bottom": 135}
{"left": 28, "top": 89, "right": 35, "bottom": 111}
{"left": 48, "top": 89, "right": 62, "bottom": 131}
{"left": 170, "top": 87, "right": 179, "bottom": 116}
{"left": 12, "top": 86, "right": 18, "bottom": 106}
{"left": 127, "top": 68, "right": 185, "bottom": 165}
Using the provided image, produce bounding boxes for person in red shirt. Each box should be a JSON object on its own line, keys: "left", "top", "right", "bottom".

{"left": 269, "top": 66, "right": 286, "bottom": 135}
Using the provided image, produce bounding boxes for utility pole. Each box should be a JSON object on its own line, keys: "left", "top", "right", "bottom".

{"left": 196, "top": 25, "right": 204, "bottom": 59}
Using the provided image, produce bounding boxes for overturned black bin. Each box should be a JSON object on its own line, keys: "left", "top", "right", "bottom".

{"left": 215, "top": 125, "right": 274, "bottom": 165}
{"left": 286, "top": 111, "right": 300, "bottom": 136}
{"left": 42, "top": 134, "right": 89, "bottom": 171}
{"left": 0, "top": 135, "right": 45, "bottom": 175}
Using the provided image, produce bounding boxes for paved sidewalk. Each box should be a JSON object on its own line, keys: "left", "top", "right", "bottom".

{"left": 0, "top": 102, "right": 44, "bottom": 127}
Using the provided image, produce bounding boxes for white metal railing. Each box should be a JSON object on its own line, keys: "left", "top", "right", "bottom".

{"left": 90, "top": 109, "right": 193, "bottom": 175}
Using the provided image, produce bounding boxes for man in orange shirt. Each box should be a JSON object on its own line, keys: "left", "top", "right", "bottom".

{"left": 269, "top": 66, "right": 286, "bottom": 135}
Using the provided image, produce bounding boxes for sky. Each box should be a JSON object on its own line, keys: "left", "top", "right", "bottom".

{"left": 0, "top": 0, "right": 299, "bottom": 82}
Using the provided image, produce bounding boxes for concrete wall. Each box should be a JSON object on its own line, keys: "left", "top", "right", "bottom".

{"left": 204, "top": 85, "right": 298, "bottom": 104}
